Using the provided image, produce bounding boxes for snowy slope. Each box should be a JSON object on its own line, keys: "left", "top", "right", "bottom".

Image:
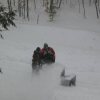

{"left": 0, "top": 24, "right": 100, "bottom": 100}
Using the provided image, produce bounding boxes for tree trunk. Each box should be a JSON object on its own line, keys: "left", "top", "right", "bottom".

{"left": 50, "top": 0, "right": 53, "bottom": 12}
{"left": 7, "top": 0, "right": 12, "bottom": 11}
{"left": 89, "top": 0, "right": 92, "bottom": 6}
{"left": 26, "top": 0, "right": 29, "bottom": 20}
{"left": 18, "top": 0, "right": 21, "bottom": 17}
{"left": 34, "top": 0, "right": 36, "bottom": 10}
{"left": 95, "top": 0, "right": 99, "bottom": 18}
{"left": 13, "top": 0, "right": 15, "bottom": 6}
{"left": 58, "top": 0, "right": 63, "bottom": 8}
{"left": 23, "top": 0, "right": 26, "bottom": 19}
{"left": 78, "top": 0, "right": 80, "bottom": 13}
{"left": 82, "top": 0, "right": 86, "bottom": 18}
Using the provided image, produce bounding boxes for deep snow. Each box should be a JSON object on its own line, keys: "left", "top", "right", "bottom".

{"left": 0, "top": 0, "right": 100, "bottom": 100}
{"left": 0, "top": 24, "right": 100, "bottom": 100}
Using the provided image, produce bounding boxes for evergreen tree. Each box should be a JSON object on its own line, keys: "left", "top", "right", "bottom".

{"left": 0, "top": 3, "right": 16, "bottom": 39}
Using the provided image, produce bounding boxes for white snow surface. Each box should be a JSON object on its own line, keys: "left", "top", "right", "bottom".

{"left": 0, "top": 0, "right": 100, "bottom": 100}
{"left": 0, "top": 24, "right": 100, "bottom": 100}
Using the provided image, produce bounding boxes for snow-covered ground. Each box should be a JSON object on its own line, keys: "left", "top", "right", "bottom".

{"left": 0, "top": 24, "right": 100, "bottom": 100}
{"left": 0, "top": 0, "right": 100, "bottom": 100}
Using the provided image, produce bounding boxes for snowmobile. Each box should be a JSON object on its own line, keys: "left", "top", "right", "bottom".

{"left": 41, "top": 53, "right": 55, "bottom": 64}
{"left": 32, "top": 44, "right": 55, "bottom": 70}
{"left": 32, "top": 53, "right": 55, "bottom": 70}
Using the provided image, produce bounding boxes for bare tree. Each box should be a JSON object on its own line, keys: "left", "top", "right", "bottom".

{"left": 18, "top": 0, "right": 21, "bottom": 17}
{"left": 23, "top": 0, "right": 26, "bottom": 19}
{"left": 89, "top": 0, "right": 92, "bottom": 6}
{"left": 78, "top": 0, "right": 80, "bottom": 13}
{"left": 82, "top": 0, "right": 86, "bottom": 18}
{"left": 17, "top": 0, "right": 29, "bottom": 20}
{"left": 58, "top": 0, "right": 63, "bottom": 8}
{"left": 66, "top": 0, "right": 67, "bottom": 4}
{"left": 70, "top": 0, "right": 72, "bottom": 7}
{"left": 26, "top": 0, "right": 29, "bottom": 20}
{"left": 7, "top": 0, "right": 12, "bottom": 11}
{"left": 13, "top": 0, "right": 16, "bottom": 6}
{"left": 37, "top": 14, "right": 39, "bottom": 24}
{"left": 95, "top": 0, "right": 99, "bottom": 18}
{"left": 33, "top": 0, "right": 36, "bottom": 10}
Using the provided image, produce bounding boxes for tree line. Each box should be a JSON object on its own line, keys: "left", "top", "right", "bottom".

{"left": 5, "top": 0, "right": 100, "bottom": 20}
{"left": 0, "top": 0, "right": 100, "bottom": 38}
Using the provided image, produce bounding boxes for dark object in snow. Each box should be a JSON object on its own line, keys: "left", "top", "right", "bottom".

{"left": 60, "top": 69, "right": 76, "bottom": 86}
{"left": 0, "top": 34, "right": 4, "bottom": 39}
{"left": 0, "top": 68, "right": 2, "bottom": 73}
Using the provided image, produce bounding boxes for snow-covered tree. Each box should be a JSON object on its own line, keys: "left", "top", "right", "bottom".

{"left": 0, "top": 3, "right": 16, "bottom": 39}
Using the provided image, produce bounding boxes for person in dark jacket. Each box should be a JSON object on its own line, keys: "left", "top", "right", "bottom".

{"left": 41, "top": 43, "right": 55, "bottom": 62}
{"left": 32, "top": 47, "right": 42, "bottom": 66}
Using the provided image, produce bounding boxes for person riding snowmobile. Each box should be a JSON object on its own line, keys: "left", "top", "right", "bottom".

{"left": 32, "top": 47, "right": 42, "bottom": 67}
{"left": 41, "top": 43, "right": 55, "bottom": 63}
